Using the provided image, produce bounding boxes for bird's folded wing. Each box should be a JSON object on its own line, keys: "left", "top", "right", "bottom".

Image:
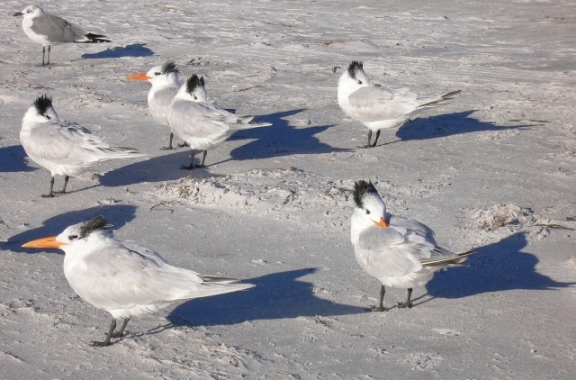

{"left": 348, "top": 86, "right": 418, "bottom": 121}
{"left": 30, "top": 14, "right": 87, "bottom": 42}
{"left": 357, "top": 226, "right": 425, "bottom": 277}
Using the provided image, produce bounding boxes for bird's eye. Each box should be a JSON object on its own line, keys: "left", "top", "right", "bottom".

{"left": 193, "top": 95, "right": 197, "bottom": 100}
{"left": 365, "top": 209, "right": 371, "bottom": 215}
{"left": 68, "top": 234, "right": 79, "bottom": 240}
{"left": 45, "top": 115, "right": 51, "bottom": 120}
{"left": 154, "top": 72, "right": 161, "bottom": 76}
{"left": 358, "top": 80, "right": 363, "bottom": 85}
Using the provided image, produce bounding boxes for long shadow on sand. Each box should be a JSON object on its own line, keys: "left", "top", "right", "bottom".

{"left": 0, "top": 145, "right": 35, "bottom": 172}
{"left": 168, "top": 268, "right": 366, "bottom": 327}
{"left": 426, "top": 232, "right": 575, "bottom": 300}
{"left": 229, "top": 109, "right": 349, "bottom": 160}
{"left": 99, "top": 150, "right": 216, "bottom": 187}
{"left": 3, "top": 204, "right": 137, "bottom": 254}
{"left": 81, "top": 43, "right": 154, "bottom": 59}
{"left": 394, "top": 110, "right": 533, "bottom": 143}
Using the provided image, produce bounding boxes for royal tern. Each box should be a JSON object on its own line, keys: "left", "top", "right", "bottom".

{"left": 13, "top": 5, "right": 110, "bottom": 66}
{"left": 168, "top": 74, "right": 271, "bottom": 169}
{"left": 338, "top": 61, "right": 461, "bottom": 148}
{"left": 22, "top": 216, "right": 255, "bottom": 346}
{"left": 20, "top": 95, "right": 145, "bottom": 197}
{"left": 126, "top": 61, "right": 187, "bottom": 150}
{"left": 350, "top": 180, "right": 473, "bottom": 310}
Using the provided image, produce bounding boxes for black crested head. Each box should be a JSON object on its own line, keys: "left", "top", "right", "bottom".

{"left": 162, "top": 61, "right": 178, "bottom": 75}
{"left": 348, "top": 61, "right": 364, "bottom": 79}
{"left": 33, "top": 95, "right": 52, "bottom": 115}
{"left": 186, "top": 74, "right": 204, "bottom": 93}
{"left": 348, "top": 61, "right": 363, "bottom": 80}
{"left": 79, "top": 216, "right": 111, "bottom": 239}
{"left": 353, "top": 180, "right": 378, "bottom": 208}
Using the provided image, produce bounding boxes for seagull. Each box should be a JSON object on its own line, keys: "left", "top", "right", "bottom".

{"left": 338, "top": 61, "right": 461, "bottom": 148}
{"left": 350, "top": 180, "right": 474, "bottom": 311}
{"left": 13, "top": 4, "right": 110, "bottom": 66}
{"left": 20, "top": 95, "right": 145, "bottom": 197}
{"left": 126, "top": 61, "right": 187, "bottom": 150}
{"left": 168, "top": 74, "right": 271, "bottom": 169}
{"left": 22, "top": 216, "right": 255, "bottom": 347}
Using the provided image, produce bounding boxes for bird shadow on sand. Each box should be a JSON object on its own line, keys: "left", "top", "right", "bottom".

{"left": 81, "top": 43, "right": 154, "bottom": 59}
{"left": 229, "top": 109, "right": 349, "bottom": 160}
{"left": 99, "top": 150, "right": 221, "bottom": 187}
{"left": 167, "top": 268, "right": 366, "bottom": 327}
{"left": 0, "top": 145, "right": 35, "bottom": 172}
{"left": 2, "top": 204, "right": 137, "bottom": 254}
{"left": 425, "top": 232, "right": 575, "bottom": 301}
{"left": 390, "top": 110, "right": 534, "bottom": 144}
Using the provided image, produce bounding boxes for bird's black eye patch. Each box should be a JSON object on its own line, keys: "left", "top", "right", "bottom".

{"left": 68, "top": 234, "right": 79, "bottom": 240}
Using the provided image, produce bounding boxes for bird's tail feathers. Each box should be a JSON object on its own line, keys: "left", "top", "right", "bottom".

{"left": 101, "top": 146, "right": 147, "bottom": 159}
{"left": 423, "top": 248, "right": 474, "bottom": 266}
{"left": 418, "top": 90, "right": 461, "bottom": 109}
{"left": 194, "top": 281, "right": 255, "bottom": 299}
{"left": 85, "top": 33, "right": 111, "bottom": 43}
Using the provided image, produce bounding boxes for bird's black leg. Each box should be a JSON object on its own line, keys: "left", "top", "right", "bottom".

{"left": 91, "top": 318, "right": 116, "bottom": 347}
{"left": 370, "top": 285, "right": 386, "bottom": 312}
{"left": 180, "top": 149, "right": 196, "bottom": 170}
{"left": 370, "top": 130, "right": 381, "bottom": 147}
{"left": 42, "top": 46, "right": 46, "bottom": 66}
{"left": 42, "top": 176, "right": 55, "bottom": 198}
{"left": 199, "top": 150, "right": 207, "bottom": 167}
{"left": 60, "top": 176, "right": 69, "bottom": 194}
{"left": 47, "top": 45, "right": 51, "bottom": 65}
{"left": 398, "top": 288, "right": 413, "bottom": 308}
{"left": 363, "top": 130, "right": 373, "bottom": 148}
{"left": 111, "top": 317, "right": 130, "bottom": 338}
{"left": 161, "top": 132, "right": 175, "bottom": 150}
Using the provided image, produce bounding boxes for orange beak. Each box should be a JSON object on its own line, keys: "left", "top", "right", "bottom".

{"left": 126, "top": 72, "right": 151, "bottom": 81}
{"left": 22, "top": 236, "right": 65, "bottom": 249}
{"left": 374, "top": 217, "right": 388, "bottom": 227}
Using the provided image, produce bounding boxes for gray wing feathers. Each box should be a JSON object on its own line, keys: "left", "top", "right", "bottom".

{"left": 31, "top": 14, "right": 88, "bottom": 43}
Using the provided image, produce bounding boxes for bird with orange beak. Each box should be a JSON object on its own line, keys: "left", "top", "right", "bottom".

{"left": 350, "top": 180, "right": 474, "bottom": 311}
{"left": 126, "top": 61, "right": 186, "bottom": 150}
{"left": 23, "top": 216, "right": 254, "bottom": 346}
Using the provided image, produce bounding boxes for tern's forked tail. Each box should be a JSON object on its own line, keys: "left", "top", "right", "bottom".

{"left": 85, "top": 33, "right": 110, "bottom": 43}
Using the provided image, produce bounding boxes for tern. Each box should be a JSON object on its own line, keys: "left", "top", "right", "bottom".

{"left": 22, "top": 216, "right": 255, "bottom": 347}
{"left": 350, "top": 180, "right": 473, "bottom": 310}
{"left": 168, "top": 74, "right": 271, "bottom": 169}
{"left": 13, "top": 4, "right": 110, "bottom": 66}
{"left": 338, "top": 61, "right": 460, "bottom": 148}
{"left": 126, "top": 61, "right": 187, "bottom": 150}
{"left": 20, "top": 95, "right": 145, "bottom": 197}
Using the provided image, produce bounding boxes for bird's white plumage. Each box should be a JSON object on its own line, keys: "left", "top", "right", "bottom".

{"left": 351, "top": 181, "right": 469, "bottom": 290}
{"left": 141, "top": 64, "right": 181, "bottom": 127}
{"left": 338, "top": 62, "right": 459, "bottom": 146}
{"left": 20, "top": 98, "right": 144, "bottom": 178}
{"left": 168, "top": 76, "right": 270, "bottom": 152}
{"left": 56, "top": 220, "right": 254, "bottom": 320}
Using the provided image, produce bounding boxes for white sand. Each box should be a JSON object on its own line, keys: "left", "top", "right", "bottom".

{"left": 1, "top": 0, "right": 575, "bottom": 378}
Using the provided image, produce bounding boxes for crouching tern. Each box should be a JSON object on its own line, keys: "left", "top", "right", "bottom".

{"left": 338, "top": 61, "right": 460, "bottom": 148}
{"left": 22, "top": 216, "right": 255, "bottom": 346}
{"left": 350, "top": 180, "right": 474, "bottom": 310}
{"left": 20, "top": 95, "right": 145, "bottom": 197}
{"left": 13, "top": 5, "right": 110, "bottom": 66}
{"left": 168, "top": 74, "right": 271, "bottom": 169}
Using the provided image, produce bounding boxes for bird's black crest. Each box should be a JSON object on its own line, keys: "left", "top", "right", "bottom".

{"left": 353, "top": 180, "right": 378, "bottom": 208}
{"left": 348, "top": 61, "right": 363, "bottom": 79}
{"left": 186, "top": 74, "right": 204, "bottom": 93}
{"left": 33, "top": 95, "right": 53, "bottom": 115}
{"left": 162, "top": 61, "right": 178, "bottom": 75}
{"left": 79, "top": 216, "right": 111, "bottom": 239}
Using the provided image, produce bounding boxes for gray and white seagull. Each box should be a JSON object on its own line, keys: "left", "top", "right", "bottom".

{"left": 13, "top": 4, "right": 110, "bottom": 65}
